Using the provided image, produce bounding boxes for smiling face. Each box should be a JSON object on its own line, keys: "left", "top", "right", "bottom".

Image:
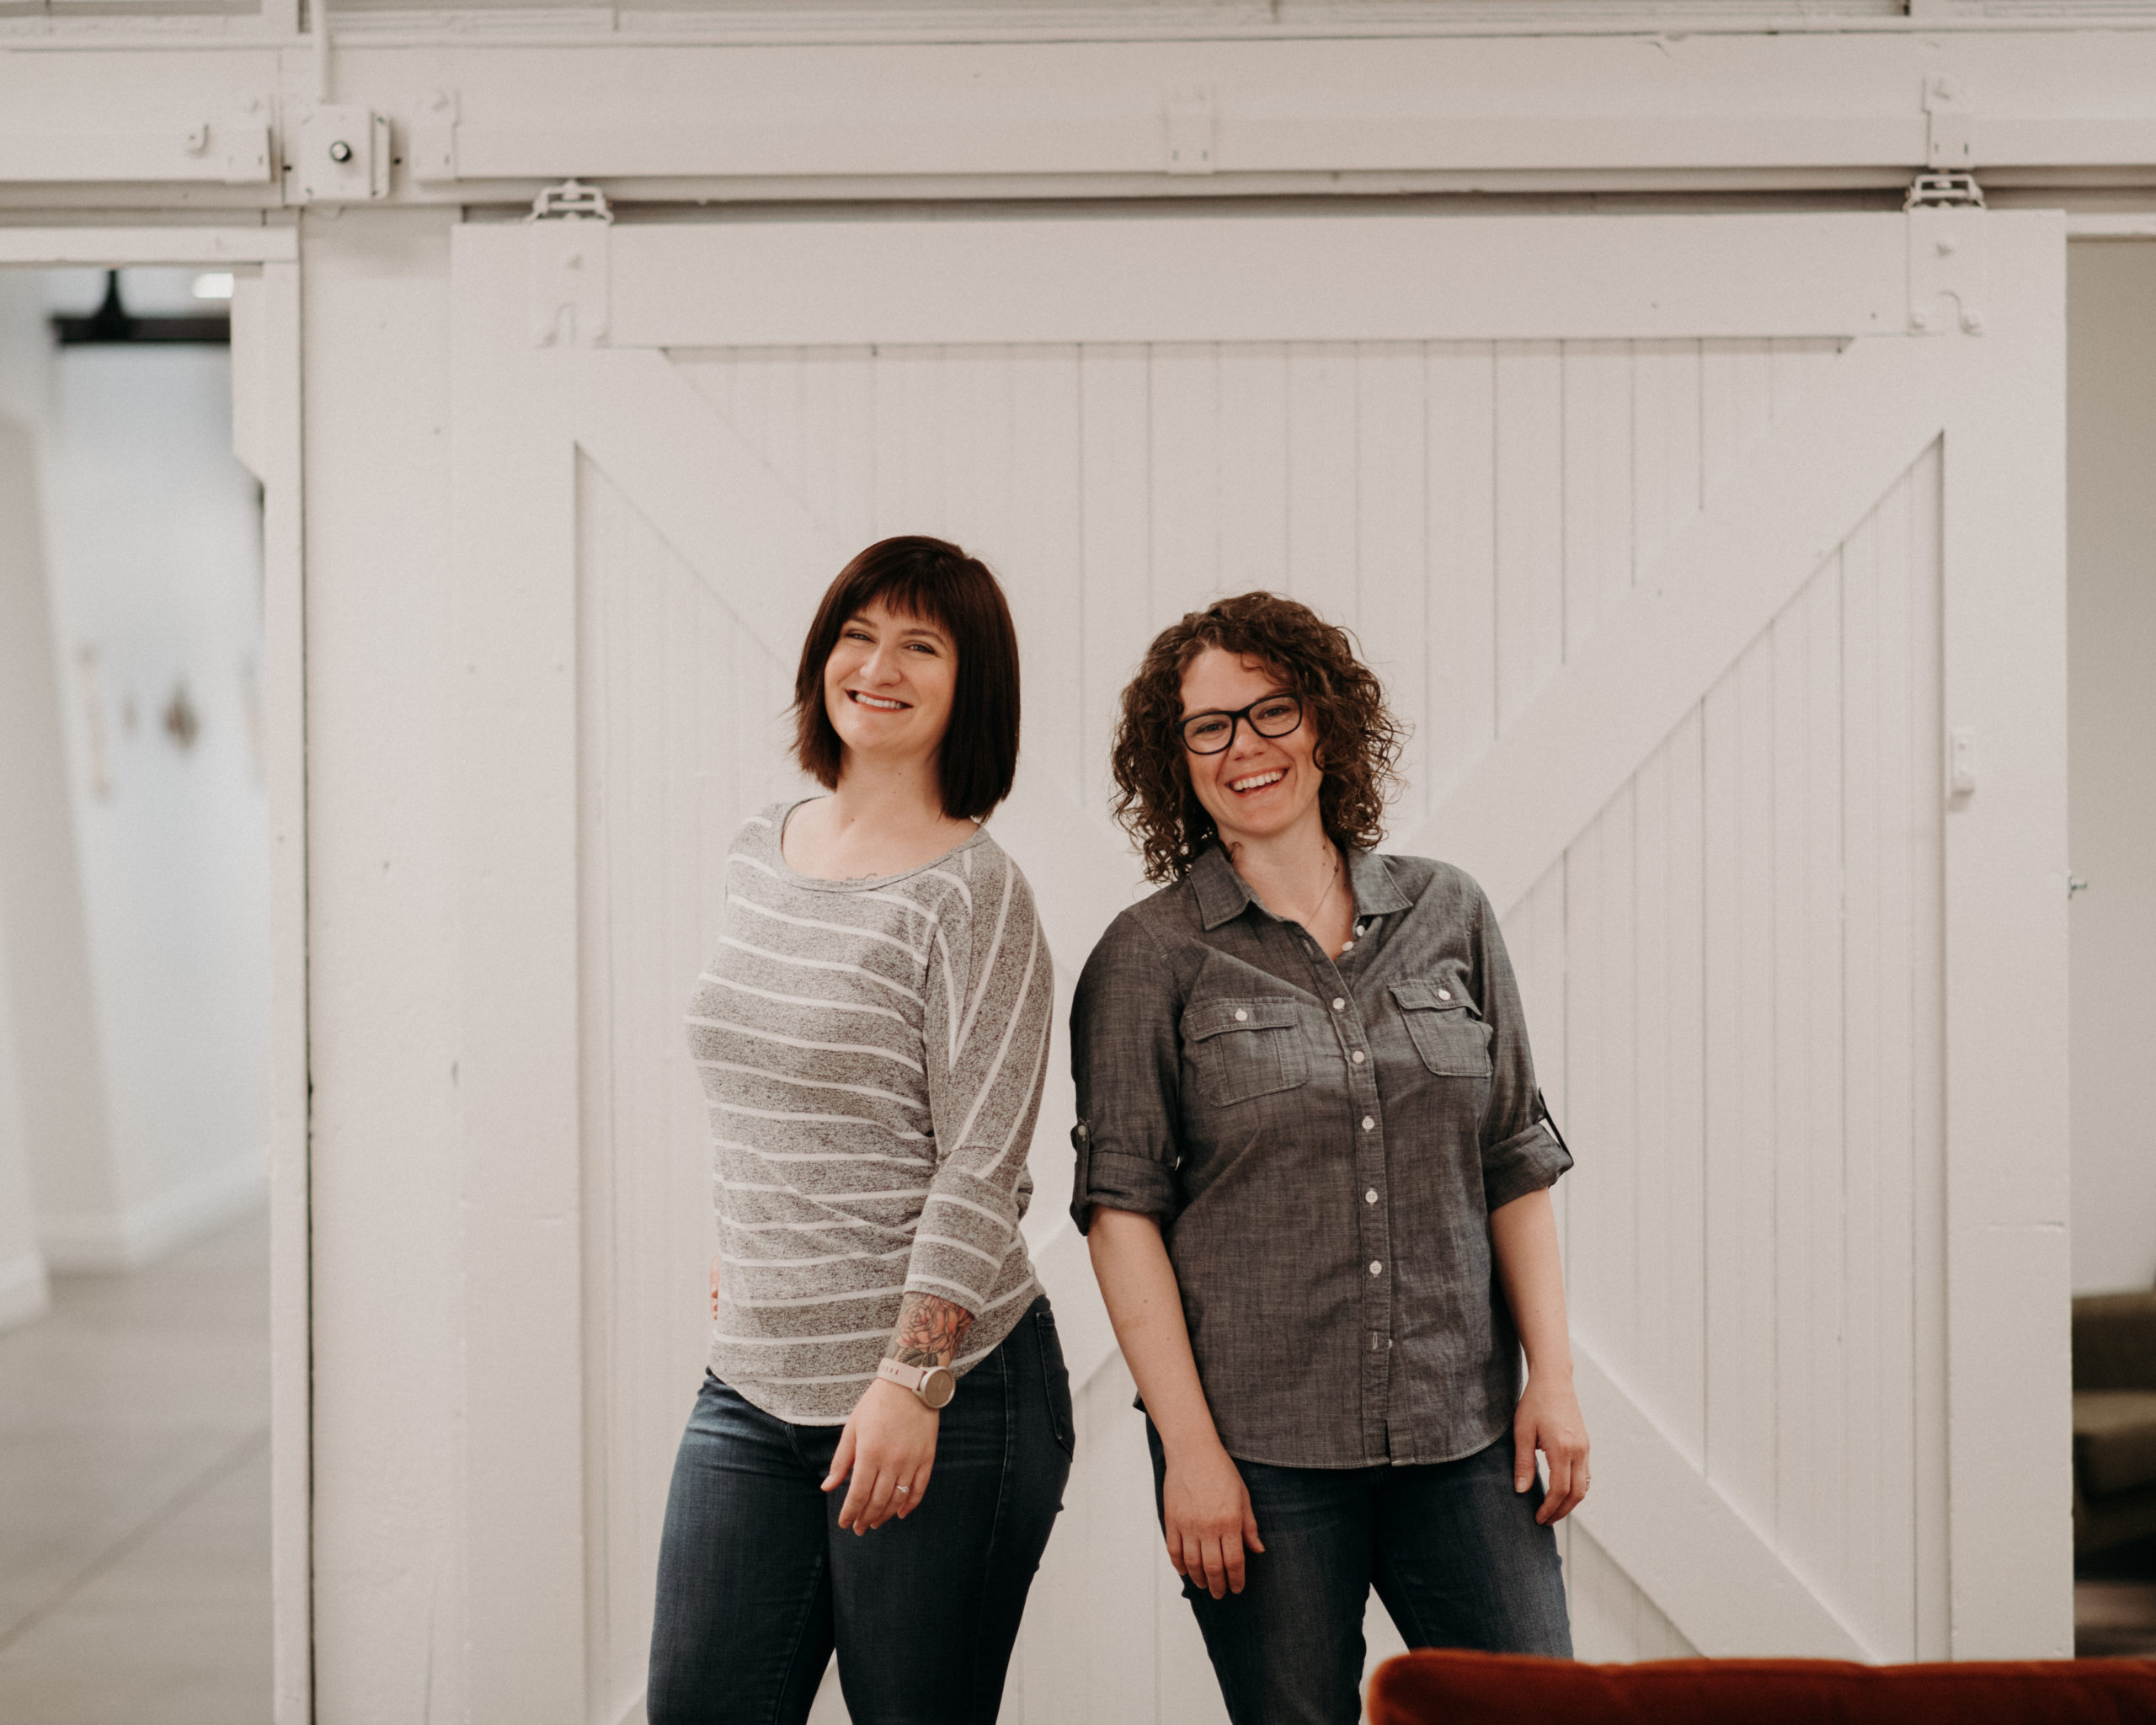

{"left": 1178, "top": 646, "right": 1325, "bottom": 856}
{"left": 821, "top": 597, "right": 958, "bottom": 772}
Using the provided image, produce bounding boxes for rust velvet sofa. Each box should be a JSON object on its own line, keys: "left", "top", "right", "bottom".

{"left": 1367, "top": 1650, "right": 2156, "bottom": 1723}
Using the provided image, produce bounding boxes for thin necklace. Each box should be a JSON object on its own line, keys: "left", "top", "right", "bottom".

{"left": 1310, "top": 844, "right": 1343, "bottom": 933}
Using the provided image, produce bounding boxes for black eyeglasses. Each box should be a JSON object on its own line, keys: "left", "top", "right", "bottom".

{"left": 1177, "top": 694, "right": 1305, "bottom": 756}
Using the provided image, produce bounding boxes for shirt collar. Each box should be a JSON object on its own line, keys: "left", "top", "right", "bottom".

{"left": 1187, "top": 841, "right": 1413, "bottom": 932}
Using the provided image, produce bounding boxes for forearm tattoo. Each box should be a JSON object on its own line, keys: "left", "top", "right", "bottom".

{"left": 887, "top": 1291, "right": 973, "bottom": 1369}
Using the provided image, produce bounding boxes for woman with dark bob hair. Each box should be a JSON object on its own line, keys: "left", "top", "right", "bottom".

{"left": 648, "top": 537, "right": 1072, "bottom": 1725}
{"left": 1072, "top": 591, "right": 1586, "bottom": 1723}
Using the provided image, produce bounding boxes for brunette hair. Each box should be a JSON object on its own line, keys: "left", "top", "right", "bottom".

{"left": 1110, "top": 592, "right": 1405, "bottom": 884}
{"left": 792, "top": 537, "right": 1021, "bottom": 822}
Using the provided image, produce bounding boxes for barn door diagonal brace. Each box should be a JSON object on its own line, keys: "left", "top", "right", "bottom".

{"left": 1907, "top": 170, "right": 1987, "bottom": 336}
{"left": 528, "top": 179, "right": 612, "bottom": 349}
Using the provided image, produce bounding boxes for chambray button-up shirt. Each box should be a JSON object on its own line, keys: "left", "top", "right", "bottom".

{"left": 1070, "top": 844, "right": 1572, "bottom": 1470}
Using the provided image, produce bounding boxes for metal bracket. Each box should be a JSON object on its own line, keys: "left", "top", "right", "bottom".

{"left": 409, "top": 88, "right": 458, "bottom": 184}
{"left": 292, "top": 104, "right": 390, "bottom": 202}
{"left": 205, "top": 96, "right": 273, "bottom": 185}
{"left": 1924, "top": 72, "right": 1977, "bottom": 173}
{"left": 1906, "top": 172, "right": 1987, "bottom": 336}
{"left": 1166, "top": 89, "right": 1215, "bottom": 176}
{"left": 528, "top": 179, "right": 613, "bottom": 348}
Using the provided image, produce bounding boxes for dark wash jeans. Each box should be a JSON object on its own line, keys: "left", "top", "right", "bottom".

{"left": 648, "top": 1295, "right": 1073, "bottom": 1725}
{"left": 1146, "top": 1422, "right": 1571, "bottom": 1725}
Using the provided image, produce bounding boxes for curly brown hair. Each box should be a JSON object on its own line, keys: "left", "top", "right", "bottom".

{"left": 1109, "top": 592, "right": 1407, "bottom": 884}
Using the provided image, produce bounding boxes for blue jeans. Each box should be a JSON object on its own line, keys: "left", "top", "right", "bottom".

{"left": 648, "top": 1296, "right": 1073, "bottom": 1725}
{"left": 1147, "top": 1423, "right": 1571, "bottom": 1725}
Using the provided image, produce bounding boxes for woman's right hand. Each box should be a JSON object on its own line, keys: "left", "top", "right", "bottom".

{"left": 1162, "top": 1439, "right": 1264, "bottom": 1599}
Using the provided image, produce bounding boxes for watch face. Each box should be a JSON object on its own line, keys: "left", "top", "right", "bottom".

{"left": 922, "top": 1367, "right": 956, "bottom": 1409}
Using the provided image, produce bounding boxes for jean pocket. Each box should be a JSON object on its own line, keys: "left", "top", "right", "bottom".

{"left": 1033, "top": 1302, "right": 1076, "bottom": 1461}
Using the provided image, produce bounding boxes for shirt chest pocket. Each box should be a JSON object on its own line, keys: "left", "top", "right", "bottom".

{"left": 1390, "top": 980, "right": 1493, "bottom": 1078}
{"left": 1182, "top": 998, "right": 1310, "bottom": 1109}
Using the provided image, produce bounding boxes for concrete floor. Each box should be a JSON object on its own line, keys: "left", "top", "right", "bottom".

{"left": 0, "top": 1208, "right": 270, "bottom": 1723}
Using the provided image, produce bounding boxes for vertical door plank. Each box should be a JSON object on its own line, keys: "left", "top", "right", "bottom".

{"left": 1218, "top": 344, "right": 1290, "bottom": 597}
{"left": 1664, "top": 706, "right": 1709, "bottom": 1466}
{"left": 1079, "top": 348, "right": 1151, "bottom": 798}
{"left": 1565, "top": 814, "right": 1608, "bottom": 1356}
{"left": 1493, "top": 340, "right": 1563, "bottom": 734}
{"left": 937, "top": 345, "right": 1017, "bottom": 559}
{"left": 873, "top": 345, "right": 947, "bottom": 535}
{"left": 1768, "top": 338, "right": 1842, "bottom": 429}
{"left": 1424, "top": 344, "right": 1497, "bottom": 815}
{"left": 1560, "top": 339, "right": 1634, "bottom": 659}
{"left": 1906, "top": 442, "right": 1949, "bottom": 1661}
{"left": 1803, "top": 557, "right": 1848, "bottom": 1603}
{"left": 1731, "top": 633, "right": 1780, "bottom": 1530}
{"left": 798, "top": 347, "right": 877, "bottom": 555}
{"left": 1006, "top": 347, "right": 1086, "bottom": 802}
{"left": 1840, "top": 485, "right": 1892, "bottom": 1653}
{"left": 1769, "top": 588, "right": 1813, "bottom": 1566}
{"left": 1355, "top": 343, "right": 1428, "bottom": 821}
{"left": 1630, "top": 339, "right": 1703, "bottom": 591}
{"left": 1149, "top": 343, "right": 1223, "bottom": 624}
{"left": 1631, "top": 740, "right": 1673, "bottom": 1428}
{"left": 1700, "top": 339, "right": 1774, "bottom": 509}
{"left": 1598, "top": 782, "right": 1639, "bottom": 1375}
{"left": 1286, "top": 343, "right": 1359, "bottom": 627}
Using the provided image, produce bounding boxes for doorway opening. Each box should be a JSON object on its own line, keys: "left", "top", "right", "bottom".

{"left": 2066, "top": 235, "right": 2156, "bottom": 1658}
{"left": 0, "top": 261, "right": 280, "bottom": 1719}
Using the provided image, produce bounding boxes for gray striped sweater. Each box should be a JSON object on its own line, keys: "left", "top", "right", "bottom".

{"left": 691, "top": 803, "right": 1053, "bottom": 1424}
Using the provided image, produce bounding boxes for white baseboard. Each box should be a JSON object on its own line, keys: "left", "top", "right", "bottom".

{"left": 40, "top": 1151, "right": 267, "bottom": 1272}
{"left": 0, "top": 1247, "right": 50, "bottom": 1329}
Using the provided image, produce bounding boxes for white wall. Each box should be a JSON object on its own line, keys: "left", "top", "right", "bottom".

{"left": 2068, "top": 240, "right": 2156, "bottom": 1295}
{"left": 0, "top": 271, "right": 96, "bottom": 1323}
{"left": 0, "top": 269, "right": 272, "bottom": 1271}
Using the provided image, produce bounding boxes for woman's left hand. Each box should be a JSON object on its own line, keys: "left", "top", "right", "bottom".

{"left": 1513, "top": 1370, "right": 1589, "bottom": 1525}
{"left": 824, "top": 1379, "right": 940, "bottom": 1533}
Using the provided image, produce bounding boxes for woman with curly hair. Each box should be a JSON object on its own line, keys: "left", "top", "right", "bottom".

{"left": 1070, "top": 592, "right": 1586, "bottom": 1724}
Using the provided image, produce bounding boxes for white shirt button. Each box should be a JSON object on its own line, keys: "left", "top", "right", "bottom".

{"left": 1331, "top": 997, "right": 1346, "bottom": 1011}
{"left": 1364, "top": 1188, "right": 1378, "bottom": 1204}
{"left": 1361, "top": 1115, "right": 1374, "bottom": 1131}
{"left": 1369, "top": 1261, "right": 1383, "bottom": 1276}
{"left": 1437, "top": 988, "right": 1453, "bottom": 1001}
{"left": 1234, "top": 1009, "right": 1248, "bottom": 1023}
{"left": 1351, "top": 1050, "right": 1365, "bottom": 1064}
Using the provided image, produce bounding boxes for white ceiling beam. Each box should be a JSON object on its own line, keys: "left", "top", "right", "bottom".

{"left": 6, "top": 34, "right": 2156, "bottom": 201}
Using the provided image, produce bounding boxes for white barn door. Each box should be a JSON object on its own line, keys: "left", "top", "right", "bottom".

{"left": 446, "top": 207, "right": 2068, "bottom": 1725}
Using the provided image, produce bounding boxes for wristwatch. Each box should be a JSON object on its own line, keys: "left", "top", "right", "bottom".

{"left": 878, "top": 1357, "right": 957, "bottom": 1409}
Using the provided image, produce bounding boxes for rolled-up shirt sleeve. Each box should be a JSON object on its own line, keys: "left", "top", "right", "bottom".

{"left": 1068, "top": 911, "right": 1181, "bottom": 1232}
{"left": 1469, "top": 880, "right": 1574, "bottom": 1213}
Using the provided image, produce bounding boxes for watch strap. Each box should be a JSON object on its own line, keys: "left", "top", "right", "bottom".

{"left": 877, "top": 1356, "right": 955, "bottom": 1407}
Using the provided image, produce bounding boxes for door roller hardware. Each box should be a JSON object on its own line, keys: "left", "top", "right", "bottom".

{"left": 293, "top": 106, "right": 390, "bottom": 203}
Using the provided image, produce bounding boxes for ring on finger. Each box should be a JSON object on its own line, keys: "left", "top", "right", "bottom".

{"left": 895, "top": 1483, "right": 910, "bottom": 1494}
